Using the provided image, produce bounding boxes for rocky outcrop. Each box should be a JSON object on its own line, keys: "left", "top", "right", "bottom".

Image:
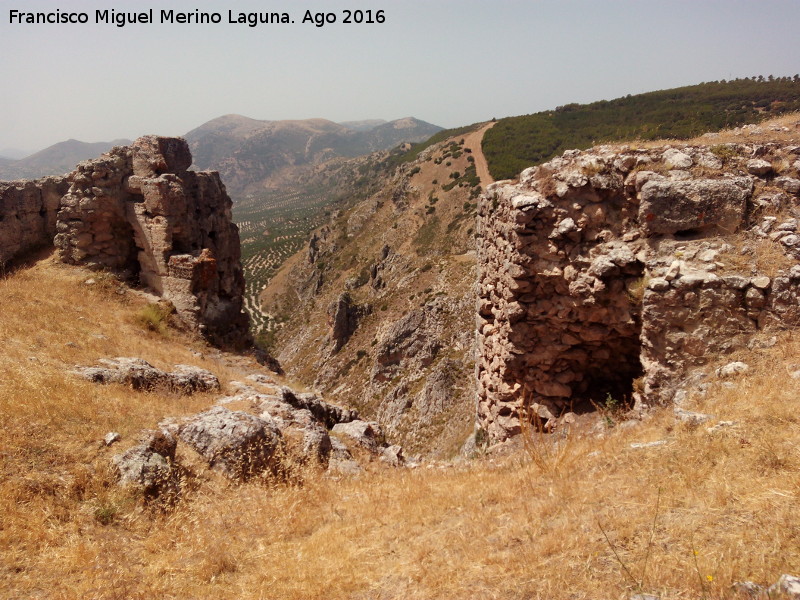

{"left": 279, "top": 386, "right": 359, "bottom": 428}
{"left": 372, "top": 304, "right": 443, "bottom": 383}
{"left": 0, "top": 177, "right": 68, "bottom": 265}
{"left": 74, "top": 357, "right": 220, "bottom": 393}
{"left": 112, "top": 429, "right": 181, "bottom": 498}
{"left": 328, "top": 292, "right": 371, "bottom": 352}
{"left": 177, "top": 406, "right": 284, "bottom": 480}
{"left": 477, "top": 140, "right": 800, "bottom": 441}
{"left": 1, "top": 137, "right": 249, "bottom": 346}
{"left": 107, "top": 360, "right": 401, "bottom": 498}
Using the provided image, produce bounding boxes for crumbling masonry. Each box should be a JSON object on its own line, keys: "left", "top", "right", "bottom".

{"left": 0, "top": 136, "right": 248, "bottom": 346}
{"left": 476, "top": 140, "right": 800, "bottom": 441}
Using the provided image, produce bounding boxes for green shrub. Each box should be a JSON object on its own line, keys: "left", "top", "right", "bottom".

{"left": 483, "top": 78, "right": 800, "bottom": 180}
{"left": 135, "top": 302, "right": 173, "bottom": 335}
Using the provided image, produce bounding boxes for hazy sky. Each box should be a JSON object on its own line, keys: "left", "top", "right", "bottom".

{"left": 2, "top": 0, "right": 800, "bottom": 154}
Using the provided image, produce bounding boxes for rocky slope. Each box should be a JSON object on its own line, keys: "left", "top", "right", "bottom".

{"left": 259, "top": 125, "right": 490, "bottom": 457}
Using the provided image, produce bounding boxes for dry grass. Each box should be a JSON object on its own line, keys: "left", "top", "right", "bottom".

{"left": 2, "top": 256, "right": 800, "bottom": 599}
{"left": 717, "top": 233, "right": 797, "bottom": 278}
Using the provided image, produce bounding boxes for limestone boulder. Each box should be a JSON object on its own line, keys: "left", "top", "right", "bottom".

{"left": 74, "top": 357, "right": 219, "bottom": 393}
{"left": 178, "top": 406, "right": 283, "bottom": 480}
{"left": 639, "top": 177, "right": 752, "bottom": 235}
{"left": 112, "top": 429, "right": 179, "bottom": 497}
{"left": 332, "top": 420, "right": 385, "bottom": 452}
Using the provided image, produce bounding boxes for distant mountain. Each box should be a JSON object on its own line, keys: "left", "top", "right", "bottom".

{"left": 0, "top": 147, "right": 30, "bottom": 160}
{"left": 339, "top": 119, "right": 387, "bottom": 132}
{"left": 0, "top": 139, "right": 131, "bottom": 180}
{"left": 359, "top": 117, "right": 443, "bottom": 153}
{"left": 185, "top": 115, "right": 442, "bottom": 195}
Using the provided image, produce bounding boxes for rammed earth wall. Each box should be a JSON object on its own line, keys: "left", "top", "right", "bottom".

{"left": 476, "top": 139, "right": 800, "bottom": 442}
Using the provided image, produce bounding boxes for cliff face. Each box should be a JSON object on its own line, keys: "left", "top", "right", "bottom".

{"left": 1, "top": 136, "right": 249, "bottom": 347}
{"left": 477, "top": 137, "right": 800, "bottom": 441}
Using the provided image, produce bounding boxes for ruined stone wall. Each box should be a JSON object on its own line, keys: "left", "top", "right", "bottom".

{"left": 1, "top": 136, "right": 249, "bottom": 347}
{"left": 0, "top": 177, "right": 68, "bottom": 266}
{"left": 55, "top": 136, "right": 248, "bottom": 345}
{"left": 477, "top": 141, "right": 800, "bottom": 442}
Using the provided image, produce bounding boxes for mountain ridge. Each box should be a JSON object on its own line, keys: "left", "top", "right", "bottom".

{"left": 185, "top": 115, "right": 442, "bottom": 195}
{"left": 0, "top": 138, "right": 132, "bottom": 180}
{"left": 0, "top": 116, "right": 442, "bottom": 191}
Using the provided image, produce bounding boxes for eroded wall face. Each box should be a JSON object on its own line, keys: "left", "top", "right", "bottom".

{"left": 0, "top": 177, "right": 68, "bottom": 266}
{"left": 477, "top": 143, "right": 800, "bottom": 442}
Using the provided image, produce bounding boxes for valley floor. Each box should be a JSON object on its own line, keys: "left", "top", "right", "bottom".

{"left": 1, "top": 257, "right": 799, "bottom": 599}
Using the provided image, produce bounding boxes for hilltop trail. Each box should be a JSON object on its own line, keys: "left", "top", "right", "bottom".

{"left": 464, "top": 121, "right": 496, "bottom": 186}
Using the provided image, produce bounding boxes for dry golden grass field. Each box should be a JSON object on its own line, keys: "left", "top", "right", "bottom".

{"left": 1, "top": 253, "right": 799, "bottom": 599}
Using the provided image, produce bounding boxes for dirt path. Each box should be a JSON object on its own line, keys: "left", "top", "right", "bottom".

{"left": 463, "top": 121, "right": 496, "bottom": 187}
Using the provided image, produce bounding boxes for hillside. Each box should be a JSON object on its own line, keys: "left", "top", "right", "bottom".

{"left": 2, "top": 92, "right": 800, "bottom": 599}
{"left": 0, "top": 138, "right": 131, "bottom": 180}
{"left": 339, "top": 118, "right": 388, "bottom": 132}
{"left": 484, "top": 77, "right": 800, "bottom": 180}
{"left": 185, "top": 114, "right": 442, "bottom": 196}
{"left": 234, "top": 148, "right": 397, "bottom": 333}
{"left": 2, "top": 254, "right": 799, "bottom": 599}
{"left": 257, "top": 123, "right": 494, "bottom": 456}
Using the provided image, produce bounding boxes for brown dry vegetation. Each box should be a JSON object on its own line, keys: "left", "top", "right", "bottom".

{"left": 717, "top": 234, "right": 798, "bottom": 279}
{"left": 2, "top": 254, "right": 799, "bottom": 599}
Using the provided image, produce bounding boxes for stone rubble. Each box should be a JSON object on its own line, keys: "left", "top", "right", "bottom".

{"left": 732, "top": 574, "right": 800, "bottom": 599}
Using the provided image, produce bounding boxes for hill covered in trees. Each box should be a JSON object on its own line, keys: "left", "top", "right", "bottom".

{"left": 483, "top": 77, "right": 800, "bottom": 180}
